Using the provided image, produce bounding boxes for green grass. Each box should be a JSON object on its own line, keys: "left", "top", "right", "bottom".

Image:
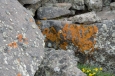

{"left": 77, "top": 63, "right": 114, "bottom": 76}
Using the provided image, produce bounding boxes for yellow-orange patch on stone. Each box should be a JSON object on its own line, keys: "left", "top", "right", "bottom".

{"left": 8, "top": 42, "right": 18, "bottom": 48}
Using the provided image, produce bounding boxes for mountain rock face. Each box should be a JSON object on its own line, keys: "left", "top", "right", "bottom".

{"left": 0, "top": 0, "right": 44, "bottom": 76}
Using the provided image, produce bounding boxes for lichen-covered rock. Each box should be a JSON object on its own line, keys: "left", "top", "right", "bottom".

{"left": 85, "top": 0, "right": 103, "bottom": 11}
{"left": 0, "top": 0, "right": 44, "bottom": 76}
{"left": 35, "top": 48, "right": 86, "bottom": 76}
{"left": 37, "top": 7, "right": 71, "bottom": 19}
{"left": 68, "top": 11, "right": 101, "bottom": 24}
{"left": 86, "top": 19, "right": 115, "bottom": 74}
{"left": 110, "top": 2, "right": 115, "bottom": 10}
{"left": 18, "top": 0, "right": 41, "bottom": 4}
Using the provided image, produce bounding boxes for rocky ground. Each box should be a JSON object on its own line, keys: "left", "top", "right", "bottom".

{"left": 0, "top": 0, "right": 115, "bottom": 76}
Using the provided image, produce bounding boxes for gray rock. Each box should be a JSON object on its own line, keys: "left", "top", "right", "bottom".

{"left": 18, "top": 0, "right": 41, "bottom": 4}
{"left": 35, "top": 48, "right": 86, "bottom": 76}
{"left": 0, "top": 0, "right": 44, "bottom": 76}
{"left": 42, "top": 3, "right": 72, "bottom": 9}
{"left": 110, "top": 2, "right": 115, "bottom": 10}
{"left": 37, "top": 20, "right": 72, "bottom": 30}
{"left": 37, "top": 7, "right": 71, "bottom": 19}
{"left": 85, "top": 0, "right": 103, "bottom": 11}
{"left": 102, "top": 0, "right": 111, "bottom": 6}
{"left": 57, "top": 0, "right": 85, "bottom": 10}
{"left": 53, "top": 3, "right": 72, "bottom": 9}
{"left": 20, "top": 0, "right": 49, "bottom": 17}
{"left": 96, "top": 7, "right": 115, "bottom": 20}
{"left": 68, "top": 11, "right": 101, "bottom": 24}
{"left": 85, "top": 19, "right": 115, "bottom": 74}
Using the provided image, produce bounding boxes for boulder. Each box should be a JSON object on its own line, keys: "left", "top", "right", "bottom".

{"left": 85, "top": 0, "right": 103, "bottom": 11}
{"left": 37, "top": 7, "right": 71, "bottom": 19}
{"left": 0, "top": 0, "right": 44, "bottom": 76}
{"left": 35, "top": 48, "right": 86, "bottom": 76}
{"left": 18, "top": 0, "right": 41, "bottom": 4}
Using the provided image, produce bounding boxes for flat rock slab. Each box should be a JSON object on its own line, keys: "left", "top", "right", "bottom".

{"left": 57, "top": 0, "right": 85, "bottom": 10}
{"left": 43, "top": 3, "right": 72, "bottom": 10}
{"left": 37, "top": 7, "right": 71, "bottom": 19}
{"left": 96, "top": 7, "right": 115, "bottom": 20}
{"left": 68, "top": 11, "right": 101, "bottom": 24}
{"left": 35, "top": 48, "right": 86, "bottom": 76}
{"left": 0, "top": 0, "right": 44, "bottom": 76}
{"left": 18, "top": 0, "right": 41, "bottom": 4}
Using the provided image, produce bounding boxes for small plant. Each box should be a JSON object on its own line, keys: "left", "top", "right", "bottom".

{"left": 77, "top": 63, "right": 114, "bottom": 76}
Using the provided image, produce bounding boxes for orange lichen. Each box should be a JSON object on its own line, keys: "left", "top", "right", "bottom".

{"left": 42, "top": 24, "right": 98, "bottom": 54}
{"left": 60, "top": 42, "right": 68, "bottom": 50}
{"left": 17, "top": 73, "right": 22, "bottom": 76}
{"left": 23, "top": 38, "right": 28, "bottom": 44}
{"left": 42, "top": 27, "right": 60, "bottom": 42}
{"left": 17, "top": 34, "right": 28, "bottom": 44}
{"left": 62, "top": 24, "right": 98, "bottom": 53}
{"left": 17, "top": 34, "right": 23, "bottom": 42}
{"left": 8, "top": 42, "right": 18, "bottom": 48}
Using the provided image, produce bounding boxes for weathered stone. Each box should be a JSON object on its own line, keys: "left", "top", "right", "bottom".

{"left": 42, "top": 3, "right": 72, "bottom": 9}
{"left": 96, "top": 7, "right": 115, "bottom": 20}
{"left": 57, "top": 0, "right": 85, "bottom": 10}
{"left": 85, "top": 0, "right": 103, "bottom": 11}
{"left": 18, "top": 0, "right": 41, "bottom": 4}
{"left": 37, "top": 7, "right": 71, "bottom": 19}
{"left": 68, "top": 11, "right": 101, "bottom": 24}
{"left": 53, "top": 3, "right": 72, "bottom": 9}
{"left": 110, "top": 2, "right": 115, "bottom": 10}
{"left": 102, "top": 0, "right": 111, "bottom": 6}
{"left": 0, "top": 0, "right": 44, "bottom": 76}
{"left": 37, "top": 20, "right": 72, "bottom": 30}
{"left": 35, "top": 48, "right": 86, "bottom": 76}
{"left": 85, "top": 19, "right": 115, "bottom": 74}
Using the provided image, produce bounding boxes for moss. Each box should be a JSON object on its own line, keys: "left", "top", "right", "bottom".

{"left": 42, "top": 23, "right": 98, "bottom": 53}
